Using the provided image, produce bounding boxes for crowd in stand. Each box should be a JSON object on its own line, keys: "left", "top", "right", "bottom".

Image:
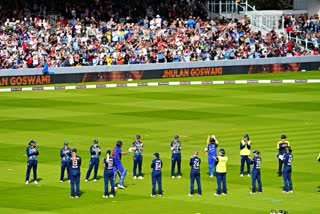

{"left": 0, "top": 1, "right": 319, "bottom": 69}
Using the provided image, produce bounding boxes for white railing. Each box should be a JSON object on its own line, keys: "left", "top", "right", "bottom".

{"left": 207, "top": 0, "right": 283, "bottom": 32}
{"left": 287, "top": 32, "right": 318, "bottom": 53}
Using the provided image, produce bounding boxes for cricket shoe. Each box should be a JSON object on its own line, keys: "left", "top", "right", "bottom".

{"left": 70, "top": 196, "right": 75, "bottom": 199}
{"left": 172, "top": 176, "right": 175, "bottom": 179}
{"left": 250, "top": 192, "right": 256, "bottom": 194}
{"left": 150, "top": 194, "right": 155, "bottom": 197}
{"left": 68, "top": 180, "right": 71, "bottom": 183}
{"left": 109, "top": 194, "right": 114, "bottom": 198}
{"left": 240, "top": 174, "right": 244, "bottom": 177}
{"left": 159, "top": 194, "right": 162, "bottom": 197}
{"left": 75, "top": 196, "right": 79, "bottom": 198}
{"left": 247, "top": 174, "right": 251, "bottom": 177}
{"left": 25, "top": 181, "right": 29, "bottom": 185}
{"left": 93, "top": 179, "right": 97, "bottom": 182}
{"left": 34, "top": 180, "right": 38, "bottom": 184}
{"left": 222, "top": 193, "right": 227, "bottom": 196}
{"left": 133, "top": 176, "right": 137, "bottom": 179}
{"left": 282, "top": 191, "right": 288, "bottom": 193}
{"left": 188, "top": 193, "right": 193, "bottom": 196}
{"left": 138, "top": 176, "right": 144, "bottom": 179}
{"left": 85, "top": 179, "right": 88, "bottom": 182}
{"left": 117, "top": 184, "right": 125, "bottom": 189}
{"left": 209, "top": 175, "right": 214, "bottom": 178}
{"left": 289, "top": 190, "right": 293, "bottom": 193}
{"left": 60, "top": 180, "right": 63, "bottom": 183}
{"left": 177, "top": 175, "right": 181, "bottom": 179}
{"left": 214, "top": 193, "right": 221, "bottom": 196}
{"left": 103, "top": 195, "right": 108, "bottom": 198}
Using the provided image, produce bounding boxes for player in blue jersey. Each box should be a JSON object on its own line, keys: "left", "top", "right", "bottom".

{"left": 249, "top": 150, "right": 262, "bottom": 194}
{"left": 189, "top": 151, "right": 202, "bottom": 196}
{"left": 205, "top": 135, "right": 218, "bottom": 177}
{"left": 276, "top": 134, "right": 290, "bottom": 176}
{"left": 113, "top": 140, "right": 127, "bottom": 189}
{"left": 85, "top": 139, "right": 101, "bottom": 182}
{"left": 170, "top": 135, "right": 182, "bottom": 178}
{"left": 60, "top": 141, "right": 71, "bottom": 182}
{"left": 151, "top": 152, "right": 163, "bottom": 197}
{"left": 69, "top": 148, "right": 81, "bottom": 198}
{"left": 279, "top": 146, "right": 293, "bottom": 193}
{"left": 103, "top": 150, "right": 115, "bottom": 198}
{"left": 131, "top": 134, "right": 144, "bottom": 179}
{"left": 25, "top": 140, "right": 39, "bottom": 184}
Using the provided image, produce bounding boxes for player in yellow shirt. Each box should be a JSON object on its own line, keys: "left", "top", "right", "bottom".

{"left": 215, "top": 148, "right": 228, "bottom": 196}
{"left": 277, "top": 135, "right": 290, "bottom": 176}
{"left": 240, "top": 134, "right": 251, "bottom": 177}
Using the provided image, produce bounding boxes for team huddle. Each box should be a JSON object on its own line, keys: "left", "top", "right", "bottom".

{"left": 25, "top": 134, "right": 297, "bottom": 198}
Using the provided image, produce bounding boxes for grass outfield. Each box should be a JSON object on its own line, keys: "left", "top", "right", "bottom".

{"left": 0, "top": 72, "right": 319, "bottom": 214}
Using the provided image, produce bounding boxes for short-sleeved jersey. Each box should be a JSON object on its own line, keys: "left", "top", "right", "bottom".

{"left": 206, "top": 144, "right": 218, "bottom": 157}
{"left": 112, "top": 146, "right": 122, "bottom": 162}
{"left": 190, "top": 157, "right": 201, "bottom": 171}
{"left": 132, "top": 141, "right": 143, "bottom": 156}
{"left": 282, "top": 153, "right": 293, "bottom": 167}
{"left": 170, "top": 141, "right": 181, "bottom": 154}
{"left": 251, "top": 156, "right": 262, "bottom": 171}
{"left": 151, "top": 159, "right": 162, "bottom": 172}
{"left": 103, "top": 157, "right": 114, "bottom": 170}
{"left": 69, "top": 156, "right": 81, "bottom": 173}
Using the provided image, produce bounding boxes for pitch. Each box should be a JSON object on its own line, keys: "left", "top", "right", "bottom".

{"left": 0, "top": 72, "right": 319, "bottom": 214}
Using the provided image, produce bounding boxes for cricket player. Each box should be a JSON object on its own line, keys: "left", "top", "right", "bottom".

{"left": 25, "top": 140, "right": 39, "bottom": 184}
{"left": 151, "top": 152, "right": 163, "bottom": 197}
{"left": 60, "top": 141, "right": 71, "bottom": 182}
{"left": 215, "top": 148, "right": 228, "bottom": 196}
{"left": 85, "top": 139, "right": 101, "bottom": 182}
{"left": 189, "top": 151, "right": 202, "bottom": 196}
{"left": 69, "top": 148, "right": 81, "bottom": 198}
{"left": 205, "top": 135, "right": 218, "bottom": 177}
{"left": 278, "top": 146, "right": 293, "bottom": 193}
{"left": 132, "top": 134, "right": 144, "bottom": 179}
{"left": 277, "top": 135, "right": 290, "bottom": 176}
{"left": 240, "top": 134, "right": 251, "bottom": 177}
{"left": 249, "top": 150, "right": 262, "bottom": 194}
{"left": 318, "top": 153, "right": 320, "bottom": 162}
{"left": 170, "top": 135, "right": 182, "bottom": 178}
{"left": 103, "top": 150, "right": 115, "bottom": 198}
{"left": 112, "top": 140, "right": 127, "bottom": 189}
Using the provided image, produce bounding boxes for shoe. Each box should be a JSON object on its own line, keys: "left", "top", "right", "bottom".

{"left": 214, "top": 193, "right": 220, "bottom": 196}
{"left": 34, "top": 180, "right": 38, "bottom": 184}
{"left": 75, "top": 196, "right": 79, "bottom": 198}
{"left": 188, "top": 193, "right": 193, "bottom": 196}
{"left": 282, "top": 191, "right": 288, "bottom": 193}
{"left": 103, "top": 195, "right": 108, "bottom": 198}
{"left": 247, "top": 174, "right": 251, "bottom": 177}
{"left": 138, "top": 176, "right": 143, "bottom": 179}
{"left": 177, "top": 175, "right": 181, "bottom": 179}
{"left": 133, "top": 176, "right": 137, "bottom": 179}
{"left": 114, "top": 186, "right": 118, "bottom": 189}
{"left": 222, "top": 193, "right": 227, "bottom": 196}
{"left": 70, "top": 196, "right": 74, "bottom": 198}
{"left": 289, "top": 190, "right": 293, "bottom": 193}
{"left": 25, "top": 181, "right": 29, "bottom": 184}
{"left": 240, "top": 174, "right": 243, "bottom": 177}
{"left": 172, "top": 176, "right": 175, "bottom": 178}
{"left": 85, "top": 179, "right": 88, "bottom": 182}
{"left": 109, "top": 194, "right": 114, "bottom": 198}
{"left": 250, "top": 192, "right": 256, "bottom": 194}
{"left": 159, "top": 194, "right": 162, "bottom": 197}
{"left": 93, "top": 179, "right": 97, "bottom": 182}
{"left": 258, "top": 192, "right": 263, "bottom": 194}
{"left": 68, "top": 180, "right": 71, "bottom": 183}
{"left": 151, "top": 194, "right": 155, "bottom": 197}
{"left": 209, "top": 175, "right": 213, "bottom": 178}
{"left": 117, "top": 184, "right": 125, "bottom": 189}
{"left": 60, "top": 180, "right": 63, "bottom": 183}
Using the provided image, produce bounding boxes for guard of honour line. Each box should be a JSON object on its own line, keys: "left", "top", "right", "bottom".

{"left": 25, "top": 134, "right": 303, "bottom": 198}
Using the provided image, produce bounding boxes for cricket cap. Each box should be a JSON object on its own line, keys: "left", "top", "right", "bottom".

{"left": 29, "top": 140, "right": 36, "bottom": 145}
{"left": 64, "top": 141, "right": 69, "bottom": 145}
{"left": 174, "top": 135, "right": 179, "bottom": 139}
{"left": 153, "top": 152, "right": 160, "bottom": 157}
{"left": 219, "top": 148, "right": 225, "bottom": 154}
{"left": 116, "top": 140, "right": 123, "bottom": 147}
{"left": 93, "top": 139, "right": 99, "bottom": 144}
{"left": 244, "top": 133, "right": 249, "bottom": 138}
{"left": 281, "top": 134, "right": 286, "bottom": 139}
{"left": 106, "top": 150, "right": 111, "bottom": 155}
{"left": 253, "top": 150, "right": 259, "bottom": 154}
{"left": 136, "top": 134, "right": 141, "bottom": 139}
{"left": 72, "top": 148, "right": 77, "bottom": 152}
{"left": 210, "top": 137, "right": 216, "bottom": 143}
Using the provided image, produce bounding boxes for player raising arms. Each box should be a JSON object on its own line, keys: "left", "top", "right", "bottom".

{"left": 131, "top": 134, "right": 144, "bottom": 179}
{"left": 170, "top": 135, "right": 182, "bottom": 178}
{"left": 205, "top": 135, "right": 218, "bottom": 177}
{"left": 85, "top": 139, "right": 101, "bottom": 182}
{"left": 113, "top": 140, "right": 127, "bottom": 189}
{"left": 25, "top": 140, "right": 39, "bottom": 184}
{"left": 103, "top": 150, "right": 115, "bottom": 198}
{"left": 69, "top": 148, "right": 81, "bottom": 198}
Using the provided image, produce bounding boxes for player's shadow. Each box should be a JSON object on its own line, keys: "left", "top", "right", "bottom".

{"left": 79, "top": 191, "right": 85, "bottom": 196}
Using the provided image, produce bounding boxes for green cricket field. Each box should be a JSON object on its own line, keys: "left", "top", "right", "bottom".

{"left": 0, "top": 71, "right": 319, "bottom": 214}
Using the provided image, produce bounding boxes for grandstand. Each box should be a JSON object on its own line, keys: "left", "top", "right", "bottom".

{"left": 0, "top": 0, "right": 319, "bottom": 70}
